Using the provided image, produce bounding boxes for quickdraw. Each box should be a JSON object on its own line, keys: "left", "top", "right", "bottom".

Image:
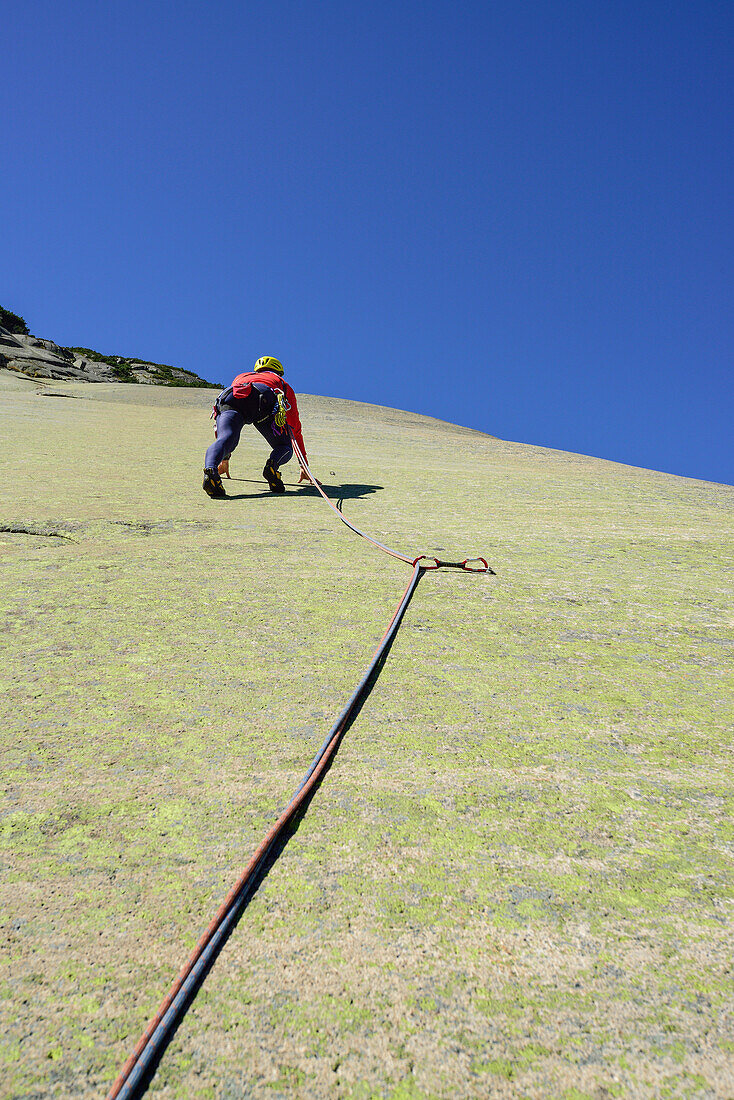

{"left": 273, "top": 391, "right": 289, "bottom": 429}
{"left": 412, "top": 555, "right": 493, "bottom": 573}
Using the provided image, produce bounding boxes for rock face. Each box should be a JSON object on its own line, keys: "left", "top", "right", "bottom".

{"left": 1, "top": 382, "right": 732, "bottom": 1100}
{"left": 0, "top": 325, "right": 217, "bottom": 387}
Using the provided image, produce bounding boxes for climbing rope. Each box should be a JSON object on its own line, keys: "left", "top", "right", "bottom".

{"left": 107, "top": 440, "right": 494, "bottom": 1099}
{"left": 290, "top": 433, "right": 494, "bottom": 576}
{"left": 107, "top": 563, "right": 423, "bottom": 1099}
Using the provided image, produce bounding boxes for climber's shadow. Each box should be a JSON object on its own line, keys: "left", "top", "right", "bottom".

{"left": 224, "top": 481, "right": 383, "bottom": 503}
{"left": 295, "top": 481, "right": 383, "bottom": 502}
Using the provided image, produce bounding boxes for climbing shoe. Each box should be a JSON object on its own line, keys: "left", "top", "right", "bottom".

{"left": 203, "top": 468, "right": 227, "bottom": 499}
{"left": 263, "top": 461, "right": 285, "bottom": 493}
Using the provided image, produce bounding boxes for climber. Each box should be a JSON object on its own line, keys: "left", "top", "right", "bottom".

{"left": 203, "top": 357, "right": 311, "bottom": 498}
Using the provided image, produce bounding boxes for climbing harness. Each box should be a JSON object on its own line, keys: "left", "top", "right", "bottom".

{"left": 107, "top": 437, "right": 494, "bottom": 1099}
{"left": 211, "top": 383, "right": 290, "bottom": 431}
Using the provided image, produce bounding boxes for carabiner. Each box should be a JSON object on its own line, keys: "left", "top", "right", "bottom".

{"left": 462, "top": 557, "right": 492, "bottom": 573}
{"left": 413, "top": 555, "right": 441, "bottom": 570}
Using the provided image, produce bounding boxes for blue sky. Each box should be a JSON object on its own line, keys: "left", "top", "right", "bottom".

{"left": 4, "top": 1, "right": 732, "bottom": 484}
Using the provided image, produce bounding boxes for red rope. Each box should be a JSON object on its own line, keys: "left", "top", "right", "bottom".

{"left": 107, "top": 441, "right": 494, "bottom": 1096}
{"left": 107, "top": 564, "right": 422, "bottom": 1099}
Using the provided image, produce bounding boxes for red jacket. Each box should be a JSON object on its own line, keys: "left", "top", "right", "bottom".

{"left": 231, "top": 370, "right": 307, "bottom": 463}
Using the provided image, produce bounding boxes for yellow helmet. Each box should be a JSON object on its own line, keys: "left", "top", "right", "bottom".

{"left": 254, "top": 356, "right": 284, "bottom": 375}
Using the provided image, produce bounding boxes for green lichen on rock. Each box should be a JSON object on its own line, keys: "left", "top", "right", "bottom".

{"left": 0, "top": 379, "right": 732, "bottom": 1098}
